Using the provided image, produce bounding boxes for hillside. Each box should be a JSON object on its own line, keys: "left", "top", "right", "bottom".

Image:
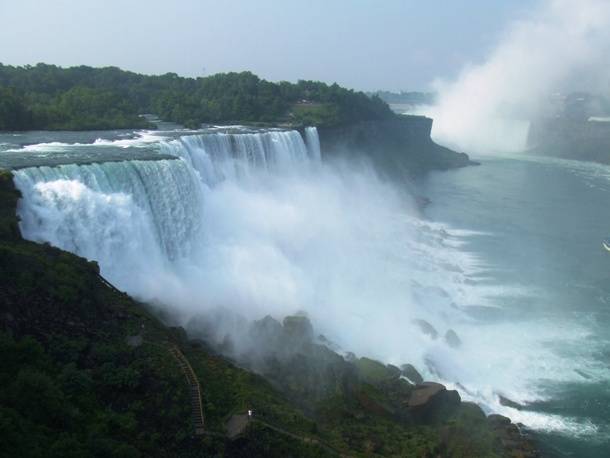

{"left": 0, "top": 64, "right": 393, "bottom": 131}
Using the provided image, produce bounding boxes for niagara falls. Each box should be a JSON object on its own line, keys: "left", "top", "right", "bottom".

{"left": 1, "top": 1, "right": 610, "bottom": 457}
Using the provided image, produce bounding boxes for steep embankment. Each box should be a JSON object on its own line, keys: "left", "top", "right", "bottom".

{"left": 0, "top": 169, "right": 536, "bottom": 457}
{"left": 527, "top": 118, "right": 610, "bottom": 164}
{"left": 317, "top": 115, "right": 475, "bottom": 176}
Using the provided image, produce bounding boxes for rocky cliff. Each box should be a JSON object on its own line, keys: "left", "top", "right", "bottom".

{"left": 316, "top": 115, "right": 475, "bottom": 176}
{"left": 527, "top": 118, "right": 610, "bottom": 164}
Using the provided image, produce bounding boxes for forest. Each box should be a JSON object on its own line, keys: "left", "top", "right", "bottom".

{"left": 0, "top": 64, "right": 394, "bottom": 130}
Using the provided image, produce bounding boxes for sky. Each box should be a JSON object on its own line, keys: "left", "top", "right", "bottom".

{"left": 0, "top": 0, "right": 535, "bottom": 91}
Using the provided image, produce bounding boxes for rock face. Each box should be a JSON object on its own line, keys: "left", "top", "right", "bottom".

{"left": 444, "top": 329, "right": 461, "bottom": 348}
{"left": 355, "top": 357, "right": 402, "bottom": 384}
{"left": 414, "top": 319, "right": 439, "bottom": 339}
{"left": 488, "top": 414, "right": 540, "bottom": 457}
{"left": 528, "top": 117, "right": 610, "bottom": 164}
{"left": 316, "top": 116, "right": 475, "bottom": 177}
{"left": 407, "top": 382, "right": 461, "bottom": 422}
{"left": 400, "top": 364, "right": 424, "bottom": 385}
{"left": 282, "top": 315, "right": 314, "bottom": 345}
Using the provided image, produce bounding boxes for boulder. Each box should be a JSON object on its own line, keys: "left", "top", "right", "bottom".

{"left": 444, "top": 329, "right": 461, "bottom": 348}
{"left": 355, "top": 357, "right": 400, "bottom": 384}
{"left": 386, "top": 364, "right": 402, "bottom": 379}
{"left": 408, "top": 382, "right": 446, "bottom": 408}
{"left": 407, "top": 381, "right": 460, "bottom": 422}
{"left": 498, "top": 394, "right": 525, "bottom": 410}
{"left": 400, "top": 363, "right": 424, "bottom": 385}
{"left": 487, "top": 414, "right": 540, "bottom": 457}
{"left": 413, "top": 319, "right": 439, "bottom": 339}
{"left": 460, "top": 401, "right": 487, "bottom": 421}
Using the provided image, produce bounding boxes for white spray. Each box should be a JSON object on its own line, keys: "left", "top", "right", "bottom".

{"left": 427, "top": 0, "right": 610, "bottom": 154}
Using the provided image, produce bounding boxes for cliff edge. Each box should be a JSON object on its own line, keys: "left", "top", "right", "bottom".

{"left": 317, "top": 115, "right": 475, "bottom": 176}
{"left": 527, "top": 118, "right": 610, "bottom": 164}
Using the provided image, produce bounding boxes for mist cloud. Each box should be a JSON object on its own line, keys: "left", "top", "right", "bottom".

{"left": 428, "top": 0, "right": 610, "bottom": 154}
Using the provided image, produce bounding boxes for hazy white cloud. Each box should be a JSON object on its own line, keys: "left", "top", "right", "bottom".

{"left": 428, "top": 0, "right": 610, "bottom": 153}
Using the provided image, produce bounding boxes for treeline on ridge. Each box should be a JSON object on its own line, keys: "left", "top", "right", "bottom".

{"left": 0, "top": 63, "right": 394, "bottom": 131}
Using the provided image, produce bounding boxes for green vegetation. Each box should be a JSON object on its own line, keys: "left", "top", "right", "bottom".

{"left": 0, "top": 63, "right": 395, "bottom": 131}
{"left": 369, "top": 90, "right": 436, "bottom": 106}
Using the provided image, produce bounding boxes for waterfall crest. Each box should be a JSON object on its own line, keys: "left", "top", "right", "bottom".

{"left": 160, "top": 129, "right": 320, "bottom": 186}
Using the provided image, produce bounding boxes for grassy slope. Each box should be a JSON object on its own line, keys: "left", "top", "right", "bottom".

{"left": 0, "top": 170, "right": 506, "bottom": 457}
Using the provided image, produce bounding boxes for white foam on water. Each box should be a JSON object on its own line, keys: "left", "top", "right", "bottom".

{"left": 93, "top": 130, "right": 171, "bottom": 147}
{"left": 5, "top": 130, "right": 170, "bottom": 153}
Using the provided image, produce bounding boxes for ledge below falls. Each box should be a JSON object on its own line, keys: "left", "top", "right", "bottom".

{"left": 316, "top": 115, "right": 476, "bottom": 177}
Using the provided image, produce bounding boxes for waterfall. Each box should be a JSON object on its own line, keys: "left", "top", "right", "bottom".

{"left": 159, "top": 129, "right": 320, "bottom": 186}
{"left": 14, "top": 159, "right": 205, "bottom": 295}
{"left": 13, "top": 128, "right": 321, "bottom": 297}
{"left": 305, "top": 127, "right": 322, "bottom": 161}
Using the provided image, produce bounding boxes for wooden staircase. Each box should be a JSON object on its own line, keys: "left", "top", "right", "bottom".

{"left": 169, "top": 346, "right": 205, "bottom": 435}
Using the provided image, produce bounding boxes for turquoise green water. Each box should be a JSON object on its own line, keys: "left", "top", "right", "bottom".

{"left": 423, "top": 155, "right": 610, "bottom": 457}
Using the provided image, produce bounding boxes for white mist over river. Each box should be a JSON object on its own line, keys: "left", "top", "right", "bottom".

{"left": 426, "top": 0, "right": 610, "bottom": 155}
{"left": 2, "top": 127, "right": 610, "bottom": 456}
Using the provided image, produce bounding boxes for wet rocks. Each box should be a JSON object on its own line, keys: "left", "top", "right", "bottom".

{"left": 413, "top": 319, "right": 439, "bottom": 339}
{"left": 498, "top": 394, "right": 526, "bottom": 410}
{"left": 386, "top": 364, "right": 402, "bottom": 379}
{"left": 444, "top": 329, "right": 461, "bottom": 348}
{"left": 400, "top": 363, "right": 424, "bottom": 385}
{"left": 355, "top": 357, "right": 401, "bottom": 384}
{"left": 488, "top": 414, "right": 540, "bottom": 457}
{"left": 407, "top": 381, "right": 460, "bottom": 422}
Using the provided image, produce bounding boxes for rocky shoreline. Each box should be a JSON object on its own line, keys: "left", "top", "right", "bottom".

{"left": 185, "top": 309, "right": 541, "bottom": 457}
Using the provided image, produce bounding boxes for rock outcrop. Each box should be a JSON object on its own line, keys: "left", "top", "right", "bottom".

{"left": 414, "top": 319, "right": 439, "bottom": 339}
{"left": 444, "top": 329, "right": 462, "bottom": 348}
{"left": 488, "top": 414, "right": 540, "bottom": 457}
{"left": 400, "top": 363, "right": 424, "bottom": 385}
{"left": 528, "top": 117, "right": 610, "bottom": 164}
{"left": 407, "top": 382, "right": 461, "bottom": 422}
{"left": 316, "top": 116, "right": 475, "bottom": 176}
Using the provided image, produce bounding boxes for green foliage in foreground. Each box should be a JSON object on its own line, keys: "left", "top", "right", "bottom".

{"left": 0, "top": 63, "right": 394, "bottom": 131}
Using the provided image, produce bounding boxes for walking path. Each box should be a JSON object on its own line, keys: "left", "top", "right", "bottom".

{"left": 168, "top": 345, "right": 205, "bottom": 435}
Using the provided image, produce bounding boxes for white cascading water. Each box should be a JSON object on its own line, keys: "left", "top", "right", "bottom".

{"left": 12, "top": 127, "right": 592, "bottom": 437}
{"left": 14, "top": 159, "right": 205, "bottom": 298}
{"left": 159, "top": 129, "right": 316, "bottom": 186}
